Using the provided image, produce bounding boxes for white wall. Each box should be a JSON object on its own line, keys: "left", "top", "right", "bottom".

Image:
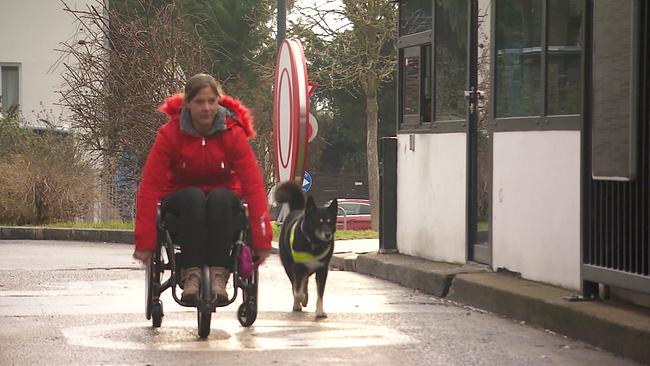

{"left": 396, "top": 133, "right": 467, "bottom": 263}
{"left": 492, "top": 131, "right": 581, "bottom": 290}
{"left": 0, "top": 1, "right": 92, "bottom": 126}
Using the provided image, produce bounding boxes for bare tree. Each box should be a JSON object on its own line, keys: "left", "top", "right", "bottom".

{"left": 57, "top": 0, "right": 209, "bottom": 219}
{"left": 291, "top": 0, "right": 397, "bottom": 229}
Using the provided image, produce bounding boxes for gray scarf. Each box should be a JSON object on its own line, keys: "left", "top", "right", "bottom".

{"left": 179, "top": 105, "right": 233, "bottom": 137}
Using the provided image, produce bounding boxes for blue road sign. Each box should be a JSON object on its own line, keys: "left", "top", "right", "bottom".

{"left": 302, "top": 171, "right": 312, "bottom": 192}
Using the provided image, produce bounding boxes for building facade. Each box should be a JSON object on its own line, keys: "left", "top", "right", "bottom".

{"left": 0, "top": 0, "right": 94, "bottom": 125}
{"left": 393, "top": 0, "right": 649, "bottom": 297}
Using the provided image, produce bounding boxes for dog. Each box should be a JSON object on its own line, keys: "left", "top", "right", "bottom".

{"left": 275, "top": 181, "right": 337, "bottom": 318}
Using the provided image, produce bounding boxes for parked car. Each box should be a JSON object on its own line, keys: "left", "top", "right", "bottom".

{"left": 335, "top": 199, "right": 371, "bottom": 230}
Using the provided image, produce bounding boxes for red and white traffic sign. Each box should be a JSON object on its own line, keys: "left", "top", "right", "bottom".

{"left": 273, "top": 39, "right": 314, "bottom": 184}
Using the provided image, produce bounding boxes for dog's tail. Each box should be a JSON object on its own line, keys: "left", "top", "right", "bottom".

{"left": 274, "top": 180, "right": 305, "bottom": 210}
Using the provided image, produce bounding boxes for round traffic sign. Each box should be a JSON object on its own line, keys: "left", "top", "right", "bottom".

{"left": 273, "top": 39, "right": 310, "bottom": 185}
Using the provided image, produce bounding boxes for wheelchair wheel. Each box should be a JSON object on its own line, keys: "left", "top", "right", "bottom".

{"left": 238, "top": 270, "right": 258, "bottom": 327}
{"left": 197, "top": 266, "right": 212, "bottom": 338}
{"left": 145, "top": 252, "right": 161, "bottom": 321}
{"left": 237, "top": 301, "right": 257, "bottom": 327}
{"left": 151, "top": 301, "right": 163, "bottom": 328}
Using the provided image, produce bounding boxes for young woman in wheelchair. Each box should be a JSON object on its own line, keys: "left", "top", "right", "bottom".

{"left": 132, "top": 73, "right": 272, "bottom": 303}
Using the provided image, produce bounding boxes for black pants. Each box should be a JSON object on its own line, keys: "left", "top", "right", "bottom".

{"left": 161, "top": 187, "right": 242, "bottom": 268}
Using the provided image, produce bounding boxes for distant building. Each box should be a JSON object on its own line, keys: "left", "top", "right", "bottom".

{"left": 0, "top": 1, "right": 94, "bottom": 126}
{"left": 0, "top": 1, "right": 127, "bottom": 222}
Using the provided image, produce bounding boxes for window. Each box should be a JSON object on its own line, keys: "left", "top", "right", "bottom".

{"left": 398, "top": 0, "right": 468, "bottom": 132}
{"left": 339, "top": 203, "right": 360, "bottom": 215}
{"left": 0, "top": 65, "right": 20, "bottom": 111}
{"left": 547, "top": 0, "right": 583, "bottom": 115}
{"left": 339, "top": 202, "right": 371, "bottom": 215}
{"left": 435, "top": 0, "right": 468, "bottom": 121}
{"left": 423, "top": 45, "right": 432, "bottom": 123}
{"left": 496, "top": 0, "right": 543, "bottom": 117}
{"left": 402, "top": 45, "right": 432, "bottom": 125}
{"left": 403, "top": 47, "right": 421, "bottom": 118}
{"left": 399, "top": 0, "right": 433, "bottom": 36}
{"left": 495, "top": 0, "right": 583, "bottom": 119}
{"left": 357, "top": 204, "right": 371, "bottom": 215}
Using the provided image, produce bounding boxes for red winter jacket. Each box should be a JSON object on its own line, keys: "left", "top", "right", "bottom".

{"left": 134, "top": 94, "right": 272, "bottom": 252}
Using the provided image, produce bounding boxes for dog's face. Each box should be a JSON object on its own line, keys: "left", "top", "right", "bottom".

{"left": 303, "top": 197, "right": 338, "bottom": 243}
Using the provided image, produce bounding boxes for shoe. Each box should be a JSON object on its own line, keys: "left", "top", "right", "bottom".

{"left": 210, "top": 266, "right": 230, "bottom": 302}
{"left": 180, "top": 267, "right": 200, "bottom": 302}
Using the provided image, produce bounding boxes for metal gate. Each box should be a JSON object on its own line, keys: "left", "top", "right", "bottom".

{"left": 583, "top": 1, "right": 650, "bottom": 295}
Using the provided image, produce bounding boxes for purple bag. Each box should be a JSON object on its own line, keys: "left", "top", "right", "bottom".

{"left": 239, "top": 245, "right": 254, "bottom": 279}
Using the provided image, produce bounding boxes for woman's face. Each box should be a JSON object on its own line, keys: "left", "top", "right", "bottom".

{"left": 187, "top": 86, "right": 219, "bottom": 133}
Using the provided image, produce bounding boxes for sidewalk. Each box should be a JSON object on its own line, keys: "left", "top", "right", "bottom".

{"left": 2, "top": 227, "right": 649, "bottom": 364}
{"left": 322, "top": 239, "right": 650, "bottom": 365}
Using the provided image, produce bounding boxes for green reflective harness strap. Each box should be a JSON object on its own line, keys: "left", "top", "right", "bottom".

{"left": 289, "top": 221, "right": 331, "bottom": 263}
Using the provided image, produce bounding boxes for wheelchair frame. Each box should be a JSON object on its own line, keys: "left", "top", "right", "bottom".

{"left": 145, "top": 202, "right": 259, "bottom": 338}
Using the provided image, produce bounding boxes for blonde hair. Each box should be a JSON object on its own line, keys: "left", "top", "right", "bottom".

{"left": 184, "top": 73, "right": 224, "bottom": 102}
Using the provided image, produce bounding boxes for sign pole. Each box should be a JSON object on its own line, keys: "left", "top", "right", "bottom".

{"left": 277, "top": 0, "right": 286, "bottom": 50}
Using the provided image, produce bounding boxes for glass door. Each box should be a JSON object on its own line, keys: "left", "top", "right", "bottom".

{"left": 464, "top": 0, "right": 490, "bottom": 264}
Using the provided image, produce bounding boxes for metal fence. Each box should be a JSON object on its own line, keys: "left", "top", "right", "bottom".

{"left": 583, "top": 4, "right": 650, "bottom": 294}
{"left": 93, "top": 173, "right": 136, "bottom": 223}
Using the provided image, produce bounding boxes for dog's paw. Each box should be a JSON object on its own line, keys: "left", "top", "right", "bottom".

{"left": 293, "top": 297, "right": 303, "bottom": 311}
{"left": 294, "top": 291, "right": 306, "bottom": 303}
{"left": 315, "top": 298, "right": 325, "bottom": 318}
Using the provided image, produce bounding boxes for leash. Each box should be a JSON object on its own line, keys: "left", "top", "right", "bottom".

{"left": 289, "top": 220, "right": 332, "bottom": 263}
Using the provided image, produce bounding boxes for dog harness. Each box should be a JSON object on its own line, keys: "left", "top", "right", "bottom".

{"left": 289, "top": 221, "right": 332, "bottom": 263}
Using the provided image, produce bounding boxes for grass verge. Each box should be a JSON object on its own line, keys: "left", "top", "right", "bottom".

{"left": 42, "top": 220, "right": 134, "bottom": 230}
{"left": 271, "top": 223, "right": 377, "bottom": 241}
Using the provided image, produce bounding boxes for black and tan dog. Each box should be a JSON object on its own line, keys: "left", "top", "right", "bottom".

{"left": 275, "top": 181, "right": 337, "bottom": 318}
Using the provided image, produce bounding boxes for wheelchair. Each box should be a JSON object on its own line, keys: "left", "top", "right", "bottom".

{"left": 144, "top": 202, "right": 259, "bottom": 338}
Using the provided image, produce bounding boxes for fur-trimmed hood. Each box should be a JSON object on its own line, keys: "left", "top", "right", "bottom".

{"left": 157, "top": 93, "right": 256, "bottom": 139}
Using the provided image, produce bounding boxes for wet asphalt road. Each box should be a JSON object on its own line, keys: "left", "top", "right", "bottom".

{"left": 0, "top": 240, "right": 640, "bottom": 366}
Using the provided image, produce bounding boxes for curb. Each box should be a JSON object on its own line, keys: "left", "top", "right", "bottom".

{"left": 330, "top": 253, "right": 358, "bottom": 272}
{"left": 1, "top": 227, "right": 282, "bottom": 253}
{"left": 355, "top": 253, "right": 485, "bottom": 297}
{"left": 1, "top": 226, "right": 134, "bottom": 244}
{"left": 447, "top": 273, "right": 650, "bottom": 364}
{"left": 331, "top": 252, "right": 650, "bottom": 365}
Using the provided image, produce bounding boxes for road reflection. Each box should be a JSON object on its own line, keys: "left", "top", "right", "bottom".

{"left": 62, "top": 319, "right": 415, "bottom": 351}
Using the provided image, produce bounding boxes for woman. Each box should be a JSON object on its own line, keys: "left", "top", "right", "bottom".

{"left": 132, "top": 73, "right": 272, "bottom": 303}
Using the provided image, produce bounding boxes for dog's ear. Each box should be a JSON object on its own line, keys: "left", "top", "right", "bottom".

{"left": 306, "top": 196, "right": 317, "bottom": 213}
{"left": 328, "top": 199, "right": 338, "bottom": 216}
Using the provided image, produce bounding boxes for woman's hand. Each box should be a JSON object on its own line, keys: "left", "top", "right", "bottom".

{"left": 254, "top": 248, "right": 272, "bottom": 265}
{"left": 133, "top": 249, "right": 154, "bottom": 264}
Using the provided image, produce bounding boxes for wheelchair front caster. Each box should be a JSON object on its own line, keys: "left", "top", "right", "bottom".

{"left": 197, "top": 309, "right": 211, "bottom": 338}
{"left": 197, "top": 266, "right": 212, "bottom": 338}
{"left": 151, "top": 301, "right": 163, "bottom": 328}
{"left": 237, "top": 301, "right": 257, "bottom": 327}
